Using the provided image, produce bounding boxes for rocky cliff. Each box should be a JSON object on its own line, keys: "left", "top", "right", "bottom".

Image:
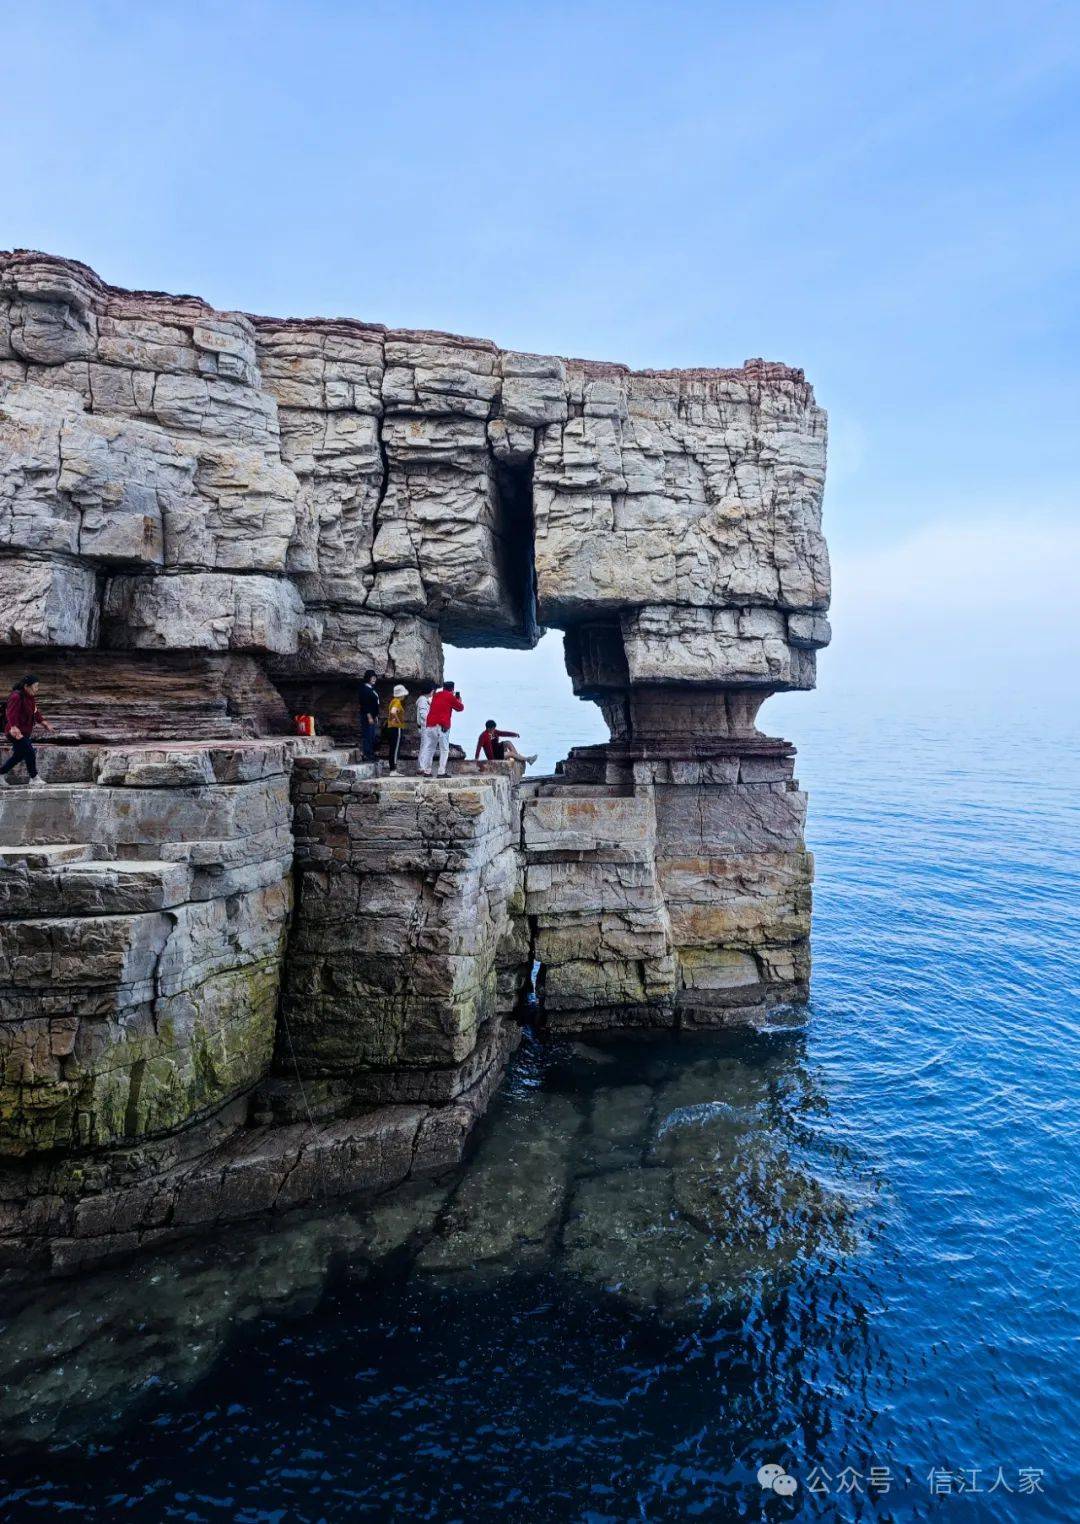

{"left": 0, "top": 251, "right": 829, "bottom": 1274}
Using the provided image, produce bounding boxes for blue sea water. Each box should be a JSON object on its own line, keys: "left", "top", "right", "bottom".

{"left": 0, "top": 682, "right": 1077, "bottom": 1522}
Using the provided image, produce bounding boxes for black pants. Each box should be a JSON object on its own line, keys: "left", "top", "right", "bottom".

{"left": 387, "top": 728, "right": 402, "bottom": 770}
{"left": 0, "top": 737, "right": 37, "bottom": 778}
{"left": 360, "top": 717, "right": 378, "bottom": 759}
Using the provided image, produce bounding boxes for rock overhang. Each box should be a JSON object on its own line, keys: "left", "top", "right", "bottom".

{"left": 0, "top": 248, "right": 828, "bottom": 732}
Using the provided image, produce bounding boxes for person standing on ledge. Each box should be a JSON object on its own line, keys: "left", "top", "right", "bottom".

{"left": 385, "top": 684, "right": 408, "bottom": 772}
{"left": 418, "top": 680, "right": 464, "bottom": 778}
{"left": 415, "top": 684, "right": 433, "bottom": 728}
{"left": 475, "top": 720, "right": 537, "bottom": 769}
{"left": 0, "top": 676, "right": 53, "bottom": 787}
{"left": 358, "top": 669, "right": 381, "bottom": 762}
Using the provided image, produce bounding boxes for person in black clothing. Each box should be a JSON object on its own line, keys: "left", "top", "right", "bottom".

{"left": 358, "top": 670, "right": 381, "bottom": 761}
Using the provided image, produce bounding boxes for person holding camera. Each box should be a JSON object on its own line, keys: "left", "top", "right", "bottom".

{"left": 418, "top": 680, "right": 464, "bottom": 777}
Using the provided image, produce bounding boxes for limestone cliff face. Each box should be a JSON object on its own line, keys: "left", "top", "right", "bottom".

{"left": 0, "top": 250, "right": 828, "bottom": 720}
{"left": 0, "top": 251, "right": 829, "bottom": 1276}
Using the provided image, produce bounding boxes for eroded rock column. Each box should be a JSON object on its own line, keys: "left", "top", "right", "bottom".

{"left": 522, "top": 360, "right": 829, "bottom": 1029}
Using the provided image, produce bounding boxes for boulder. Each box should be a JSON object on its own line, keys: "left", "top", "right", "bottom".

{"left": 103, "top": 571, "right": 305, "bottom": 654}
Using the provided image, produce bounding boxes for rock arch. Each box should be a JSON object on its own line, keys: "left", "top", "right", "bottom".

{"left": 0, "top": 252, "right": 829, "bottom": 1274}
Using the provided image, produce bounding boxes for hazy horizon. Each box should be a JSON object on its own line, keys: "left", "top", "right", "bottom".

{"left": 5, "top": 0, "right": 1077, "bottom": 705}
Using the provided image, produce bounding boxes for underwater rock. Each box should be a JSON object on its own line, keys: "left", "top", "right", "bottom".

{"left": 414, "top": 1093, "right": 584, "bottom": 1274}
{"left": 556, "top": 1043, "right": 863, "bottom": 1321}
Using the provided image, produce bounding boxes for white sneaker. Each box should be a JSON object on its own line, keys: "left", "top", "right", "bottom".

{"left": 27, "top": 776, "right": 44, "bottom": 788}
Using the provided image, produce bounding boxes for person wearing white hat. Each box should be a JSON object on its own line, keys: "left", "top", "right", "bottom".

{"left": 385, "top": 683, "right": 408, "bottom": 772}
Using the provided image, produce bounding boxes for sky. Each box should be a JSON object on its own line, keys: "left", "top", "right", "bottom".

{"left": 3, "top": 0, "right": 1078, "bottom": 712}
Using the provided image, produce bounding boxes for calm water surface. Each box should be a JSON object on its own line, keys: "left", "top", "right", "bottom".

{"left": 0, "top": 686, "right": 1077, "bottom": 1522}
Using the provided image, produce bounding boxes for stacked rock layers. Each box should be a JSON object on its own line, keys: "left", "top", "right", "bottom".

{"left": 0, "top": 251, "right": 829, "bottom": 1272}
{"left": 281, "top": 762, "right": 525, "bottom": 1095}
{"left": 0, "top": 746, "right": 526, "bottom": 1273}
{"left": 0, "top": 250, "right": 828, "bottom": 738}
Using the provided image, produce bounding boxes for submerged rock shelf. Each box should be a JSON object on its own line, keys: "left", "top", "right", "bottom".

{"left": 0, "top": 1029, "right": 872, "bottom": 1455}
{"left": 0, "top": 252, "right": 830, "bottom": 1274}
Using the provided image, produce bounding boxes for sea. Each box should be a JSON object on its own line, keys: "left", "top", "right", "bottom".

{"left": 0, "top": 659, "right": 1076, "bottom": 1523}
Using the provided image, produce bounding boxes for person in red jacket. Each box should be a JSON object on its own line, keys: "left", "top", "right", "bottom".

{"left": 475, "top": 720, "right": 537, "bottom": 769}
{"left": 418, "top": 680, "right": 464, "bottom": 777}
{"left": 0, "top": 676, "right": 53, "bottom": 786}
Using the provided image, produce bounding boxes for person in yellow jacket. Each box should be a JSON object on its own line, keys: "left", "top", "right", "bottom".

{"left": 385, "top": 683, "right": 408, "bottom": 771}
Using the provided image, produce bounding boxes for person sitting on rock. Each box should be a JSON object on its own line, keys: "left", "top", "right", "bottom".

{"left": 0, "top": 676, "right": 53, "bottom": 787}
{"left": 385, "top": 684, "right": 408, "bottom": 772}
{"left": 475, "top": 720, "right": 537, "bottom": 769}
{"left": 418, "top": 681, "right": 464, "bottom": 778}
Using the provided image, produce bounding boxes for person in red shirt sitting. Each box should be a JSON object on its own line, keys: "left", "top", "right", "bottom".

{"left": 474, "top": 719, "right": 537, "bottom": 769}
{"left": 418, "top": 681, "right": 465, "bottom": 777}
{"left": 0, "top": 675, "right": 53, "bottom": 787}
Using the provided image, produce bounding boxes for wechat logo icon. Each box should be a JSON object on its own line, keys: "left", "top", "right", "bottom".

{"left": 758, "top": 1462, "right": 798, "bottom": 1497}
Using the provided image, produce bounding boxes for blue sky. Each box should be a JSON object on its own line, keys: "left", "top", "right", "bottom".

{"left": 4, "top": 0, "right": 1078, "bottom": 700}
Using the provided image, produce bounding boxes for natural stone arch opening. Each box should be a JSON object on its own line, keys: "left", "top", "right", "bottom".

{"left": 444, "top": 631, "right": 608, "bottom": 776}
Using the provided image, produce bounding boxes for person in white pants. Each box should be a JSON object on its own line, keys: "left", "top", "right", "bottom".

{"left": 415, "top": 688, "right": 435, "bottom": 773}
{"left": 417, "top": 681, "right": 464, "bottom": 776}
{"left": 418, "top": 723, "right": 449, "bottom": 776}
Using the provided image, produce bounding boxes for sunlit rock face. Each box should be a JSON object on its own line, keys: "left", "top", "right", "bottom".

{"left": 0, "top": 251, "right": 829, "bottom": 1273}
{"left": 533, "top": 361, "right": 829, "bottom": 678}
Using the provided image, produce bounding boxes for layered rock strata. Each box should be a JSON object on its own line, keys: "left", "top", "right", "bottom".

{"left": 0, "top": 251, "right": 829, "bottom": 1274}
{"left": 0, "top": 743, "right": 519, "bottom": 1275}
{"left": 0, "top": 249, "right": 828, "bottom": 728}
{"left": 278, "top": 762, "right": 525, "bottom": 1100}
{"left": 522, "top": 760, "right": 810, "bottom": 1030}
